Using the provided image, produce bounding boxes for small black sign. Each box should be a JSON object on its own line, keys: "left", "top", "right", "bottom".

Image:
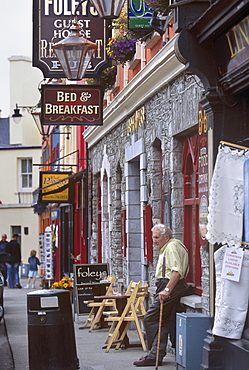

{"left": 74, "top": 263, "right": 109, "bottom": 315}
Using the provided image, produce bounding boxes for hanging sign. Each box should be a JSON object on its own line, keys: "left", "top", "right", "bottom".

{"left": 33, "top": 0, "right": 112, "bottom": 78}
{"left": 128, "top": 0, "right": 153, "bottom": 29}
{"left": 40, "top": 171, "right": 72, "bottom": 203}
{"left": 198, "top": 104, "right": 209, "bottom": 248}
{"left": 41, "top": 85, "right": 103, "bottom": 125}
{"left": 221, "top": 247, "right": 244, "bottom": 282}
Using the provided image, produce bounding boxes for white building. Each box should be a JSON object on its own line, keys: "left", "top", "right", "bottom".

{"left": 0, "top": 56, "right": 43, "bottom": 267}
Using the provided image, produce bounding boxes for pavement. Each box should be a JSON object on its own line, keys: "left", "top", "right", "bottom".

{"left": 0, "top": 278, "right": 177, "bottom": 370}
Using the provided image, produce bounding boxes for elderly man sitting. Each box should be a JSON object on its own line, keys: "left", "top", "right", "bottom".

{"left": 133, "top": 224, "right": 189, "bottom": 367}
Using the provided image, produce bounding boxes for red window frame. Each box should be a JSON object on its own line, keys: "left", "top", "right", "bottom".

{"left": 120, "top": 209, "right": 127, "bottom": 257}
{"left": 143, "top": 205, "right": 153, "bottom": 262}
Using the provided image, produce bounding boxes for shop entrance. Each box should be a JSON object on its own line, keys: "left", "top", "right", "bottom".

{"left": 60, "top": 205, "right": 74, "bottom": 277}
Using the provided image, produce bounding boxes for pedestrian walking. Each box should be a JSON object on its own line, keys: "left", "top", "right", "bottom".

{"left": 0, "top": 234, "right": 8, "bottom": 286}
{"left": 133, "top": 224, "right": 189, "bottom": 367}
{"left": 5, "top": 234, "right": 22, "bottom": 289}
{"left": 24, "top": 249, "right": 40, "bottom": 289}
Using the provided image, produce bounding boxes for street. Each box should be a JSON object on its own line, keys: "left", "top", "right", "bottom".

{"left": 0, "top": 278, "right": 176, "bottom": 370}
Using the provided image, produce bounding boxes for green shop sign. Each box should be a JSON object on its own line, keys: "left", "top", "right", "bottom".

{"left": 128, "top": 0, "right": 153, "bottom": 29}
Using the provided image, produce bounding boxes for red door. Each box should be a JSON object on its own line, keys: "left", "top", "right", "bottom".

{"left": 182, "top": 135, "right": 202, "bottom": 294}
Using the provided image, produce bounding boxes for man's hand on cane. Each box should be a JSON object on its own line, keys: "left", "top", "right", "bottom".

{"left": 158, "top": 270, "right": 181, "bottom": 303}
{"left": 158, "top": 289, "right": 170, "bottom": 303}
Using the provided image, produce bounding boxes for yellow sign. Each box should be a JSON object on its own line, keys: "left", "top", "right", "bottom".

{"left": 40, "top": 172, "right": 70, "bottom": 202}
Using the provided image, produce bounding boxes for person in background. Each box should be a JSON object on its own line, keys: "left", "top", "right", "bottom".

{"left": 0, "top": 234, "right": 8, "bottom": 286}
{"left": 24, "top": 250, "right": 40, "bottom": 289}
{"left": 5, "top": 234, "right": 22, "bottom": 289}
{"left": 133, "top": 224, "right": 189, "bottom": 367}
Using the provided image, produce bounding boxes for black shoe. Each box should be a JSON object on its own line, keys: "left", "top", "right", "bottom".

{"left": 16, "top": 284, "right": 22, "bottom": 289}
{"left": 133, "top": 355, "right": 162, "bottom": 367}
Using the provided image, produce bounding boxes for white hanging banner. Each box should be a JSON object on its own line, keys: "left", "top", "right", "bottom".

{"left": 212, "top": 245, "right": 249, "bottom": 339}
{"left": 206, "top": 144, "right": 248, "bottom": 247}
{"left": 221, "top": 246, "right": 244, "bottom": 282}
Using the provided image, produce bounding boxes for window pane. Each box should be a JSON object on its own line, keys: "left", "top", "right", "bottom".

{"left": 28, "top": 159, "right": 32, "bottom": 173}
{"left": 28, "top": 175, "right": 32, "bottom": 187}
{"left": 21, "top": 159, "right": 27, "bottom": 173}
{"left": 22, "top": 175, "right": 28, "bottom": 188}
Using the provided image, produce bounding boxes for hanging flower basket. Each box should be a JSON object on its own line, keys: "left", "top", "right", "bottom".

{"left": 87, "top": 65, "right": 117, "bottom": 91}
{"left": 106, "top": 31, "right": 136, "bottom": 65}
{"left": 100, "top": 65, "right": 118, "bottom": 89}
{"left": 32, "top": 201, "right": 47, "bottom": 215}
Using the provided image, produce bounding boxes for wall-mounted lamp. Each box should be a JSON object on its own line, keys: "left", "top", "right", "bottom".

{"left": 12, "top": 103, "right": 53, "bottom": 141}
{"left": 12, "top": 105, "right": 23, "bottom": 124}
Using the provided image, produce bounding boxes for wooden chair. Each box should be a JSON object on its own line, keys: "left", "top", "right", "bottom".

{"left": 104, "top": 281, "right": 148, "bottom": 352}
{"left": 134, "top": 284, "right": 148, "bottom": 316}
{"left": 114, "top": 283, "right": 148, "bottom": 351}
{"left": 103, "top": 280, "right": 136, "bottom": 344}
{"left": 82, "top": 276, "right": 117, "bottom": 329}
{"left": 87, "top": 276, "right": 118, "bottom": 331}
{"left": 82, "top": 305, "right": 95, "bottom": 328}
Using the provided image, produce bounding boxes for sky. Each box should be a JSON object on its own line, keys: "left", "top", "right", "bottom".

{"left": 0, "top": 1, "right": 33, "bottom": 117}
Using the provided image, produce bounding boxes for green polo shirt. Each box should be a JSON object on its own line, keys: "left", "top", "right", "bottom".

{"left": 155, "top": 238, "right": 189, "bottom": 280}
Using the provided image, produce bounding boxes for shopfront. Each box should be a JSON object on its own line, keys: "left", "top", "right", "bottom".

{"left": 84, "top": 34, "right": 205, "bottom": 307}
{"left": 175, "top": 0, "right": 249, "bottom": 367}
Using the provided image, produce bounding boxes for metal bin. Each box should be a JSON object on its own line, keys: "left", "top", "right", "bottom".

{"left": 27, "top": 289, "right": 79, "bottom": 370}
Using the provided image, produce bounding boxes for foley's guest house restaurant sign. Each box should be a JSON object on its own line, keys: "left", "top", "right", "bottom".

{"left": 33, "top": 0, "right": 112, "bottom": 78}
{"left": 41, "top": 85, "right": 103, "bottom": 125}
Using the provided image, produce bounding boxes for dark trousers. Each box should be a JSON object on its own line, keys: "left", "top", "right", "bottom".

{"left": 144, "top": 278, "right": 189, "bottom": 360}
{"left": 0, "top": 264, "right": 7, "bottom": 285}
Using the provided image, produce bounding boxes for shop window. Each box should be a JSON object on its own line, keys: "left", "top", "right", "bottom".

{"left": 182, "top": 135, "right": 202, "bottom": 294}
{"left": 42, "top": 144, "right": 49, "bottom": 164}
{"left": 151, "top": 138, "right": 163, "bottom": 220}
{"left": 120, "top": 209, "right": 127, "bottom": 257}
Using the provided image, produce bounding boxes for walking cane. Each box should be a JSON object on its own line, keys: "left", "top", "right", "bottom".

{"left": 155, "top": 301, "right": 163, "bottom": 369}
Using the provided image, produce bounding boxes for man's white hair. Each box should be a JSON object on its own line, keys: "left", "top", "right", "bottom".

{"left": 151, "top": 224, "right": 172, "bottom": 238}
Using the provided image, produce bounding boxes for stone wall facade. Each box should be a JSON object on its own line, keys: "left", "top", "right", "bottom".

{"left": 87, "top": 72, "right": 209, "bottom": 311}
